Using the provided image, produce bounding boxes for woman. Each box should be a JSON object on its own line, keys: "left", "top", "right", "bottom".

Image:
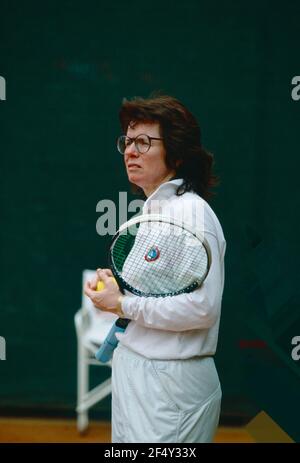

{"left": 84, "top": 94, "right": 226, "bottom": 443}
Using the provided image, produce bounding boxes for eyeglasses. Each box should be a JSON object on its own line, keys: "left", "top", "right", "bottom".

{"left": 116, "top": 134, "right": 163, "bottom": 155}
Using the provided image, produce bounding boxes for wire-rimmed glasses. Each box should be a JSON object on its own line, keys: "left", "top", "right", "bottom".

{"left": 116, "top": 134, "right": 163, "bottom": 155}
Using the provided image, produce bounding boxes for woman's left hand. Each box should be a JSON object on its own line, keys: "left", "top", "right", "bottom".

{"left": 84, "top": 269, "right": 123, "bottom": 316}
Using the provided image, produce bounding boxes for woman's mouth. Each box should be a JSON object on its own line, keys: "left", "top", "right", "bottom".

{"left": 127, "top": 164, "right": 141, "bottom": 169}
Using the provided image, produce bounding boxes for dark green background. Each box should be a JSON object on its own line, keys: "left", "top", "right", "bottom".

{"left": 1, "top": 0, "right": 300, "bottom": 439}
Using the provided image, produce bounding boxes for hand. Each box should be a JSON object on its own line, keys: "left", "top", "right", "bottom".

{"left": 84, "top": 268, "right": 124, "bottom": 316}
{"left": 88, "top": 268, "right": 113, "bottom": 290}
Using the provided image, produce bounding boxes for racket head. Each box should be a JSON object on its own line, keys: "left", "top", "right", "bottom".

{"left": 109, "top": 214, "right": 211, "bottom": 298}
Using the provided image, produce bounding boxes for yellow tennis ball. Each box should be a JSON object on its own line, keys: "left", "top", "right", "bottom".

{"left": 96, "top": 277, "right": 117, "bottom": 291}
{"left": 96, "top": 281, "right": 105, "bottom": 291}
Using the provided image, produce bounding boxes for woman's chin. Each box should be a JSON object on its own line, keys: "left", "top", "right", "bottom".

{"left": 127, "top": 172, "right": 143, "bottom": 185}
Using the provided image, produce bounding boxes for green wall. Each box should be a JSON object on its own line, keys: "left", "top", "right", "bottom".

{"left": 1, "top": 0, "right": 300, "bottom": 439}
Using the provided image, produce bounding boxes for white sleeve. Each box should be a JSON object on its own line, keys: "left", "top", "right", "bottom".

{"left": 121, "top": 230, "right": 226, "bottom": 332}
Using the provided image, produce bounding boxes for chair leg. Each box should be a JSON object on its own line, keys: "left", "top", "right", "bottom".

{"left": 77, "top": 411, "right": 89, "bottom": 434}
{"left": 77, "top": 342, "right": 89, "bottom": 433}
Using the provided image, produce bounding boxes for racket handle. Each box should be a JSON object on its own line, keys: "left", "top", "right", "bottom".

{"left": 95, "top": 318, "right": 130, "bottom": 363}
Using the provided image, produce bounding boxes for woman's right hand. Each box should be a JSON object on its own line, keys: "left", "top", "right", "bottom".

{"left": 89, "top": 268, "right": 113, "bottom": 290}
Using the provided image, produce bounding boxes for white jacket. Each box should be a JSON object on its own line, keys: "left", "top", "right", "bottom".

{"left": 118, "top": 178, "right": 226, "bottom": 360}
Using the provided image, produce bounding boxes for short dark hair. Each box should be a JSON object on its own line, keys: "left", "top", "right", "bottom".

{"left": 119, "top": 92, "right": 219, "bottom": 201}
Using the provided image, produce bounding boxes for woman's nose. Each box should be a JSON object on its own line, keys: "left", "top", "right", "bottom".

{"left": 125, "top": 141, "right": 139, "bottom": 157}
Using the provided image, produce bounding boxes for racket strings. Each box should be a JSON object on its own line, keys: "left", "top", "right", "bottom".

{"left": 111, "top": 220, "right": 209, "bottom": 296}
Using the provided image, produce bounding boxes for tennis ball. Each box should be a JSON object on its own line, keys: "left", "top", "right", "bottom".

{"left": 96, "top": 277, "right": 117, "bottom": 291}
{"left": 96, "top": 281, "right": 105, "bottom": 291}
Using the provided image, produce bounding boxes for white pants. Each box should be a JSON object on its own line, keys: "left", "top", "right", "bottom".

{"left": 111, "top": 344, "right": 222, "bottom": 443}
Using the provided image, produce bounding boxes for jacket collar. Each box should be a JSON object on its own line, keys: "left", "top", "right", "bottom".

{"left": 144, "top": 178, "right": 184, "bottom": 205}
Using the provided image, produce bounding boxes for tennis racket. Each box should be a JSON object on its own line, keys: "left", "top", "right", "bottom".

{"left": 95, "top": 213, "right": 211, "bottom": 362}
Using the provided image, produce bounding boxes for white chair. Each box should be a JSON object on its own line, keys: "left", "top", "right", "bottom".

{"left": 74, "top": 269, "right": 118, "bottom": 433}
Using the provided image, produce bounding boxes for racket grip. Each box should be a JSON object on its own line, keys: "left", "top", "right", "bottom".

{"left": 95, "top": 318, "right": 130, "bottom": 363}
